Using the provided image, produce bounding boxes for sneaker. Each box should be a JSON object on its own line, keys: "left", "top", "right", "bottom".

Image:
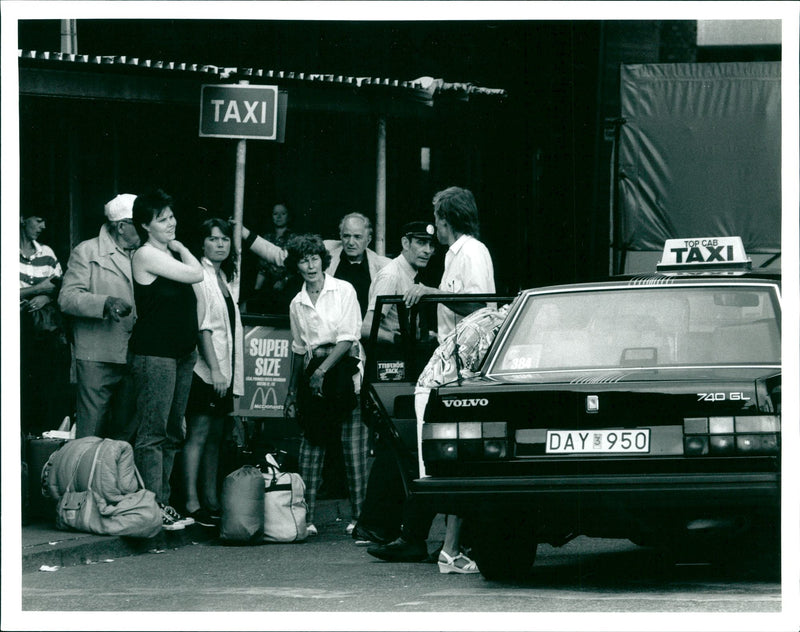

{"left": 186, "top": 507, "right": 219, "bottom": 528}
{"left": 160, "top": 505, "right": 185, "bottom": 531}
{"left": 306, "top": 523, "right": 318, "bottom": 536}
{"left": 161, "top": 504, "right": 194, "bottom": 527}
{"left": 345, "top": 521, "right": 356, "bottom": 535}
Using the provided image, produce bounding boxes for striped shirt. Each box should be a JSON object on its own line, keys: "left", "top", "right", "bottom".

{"left": 417, "top": 303, "right": 510, "bottom": 391}
{"left": 20, "top": 241, "right": 62, "bottom": 288}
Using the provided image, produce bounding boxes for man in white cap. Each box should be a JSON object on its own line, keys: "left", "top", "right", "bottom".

{"left": 59, "top": 194, "right": 141, "bottom": 440}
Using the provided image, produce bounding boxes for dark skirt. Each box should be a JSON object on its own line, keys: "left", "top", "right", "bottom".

{"left": 185, "top": 372, "right": 234, "bottom": 417}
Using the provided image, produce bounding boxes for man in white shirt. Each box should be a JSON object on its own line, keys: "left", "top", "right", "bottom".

{"left": 403, "top": 186, "right": 495, "bottom": 341}
{"left": 361, "top": 221, "right": 435, "bottom": 343}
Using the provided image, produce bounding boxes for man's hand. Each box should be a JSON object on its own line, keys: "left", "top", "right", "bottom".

{"left": 27, "top": 295, "right": 51, "bottom": 311}
{"left": 403, "top": 283, "right": 434, "bottom": 308}
{"left": 103, "top": 297, "right": 133, "bottom": 321}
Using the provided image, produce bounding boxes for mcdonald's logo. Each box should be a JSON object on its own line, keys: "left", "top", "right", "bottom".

{"left": 250, "top": 386, "right": 279, "bottom": 409}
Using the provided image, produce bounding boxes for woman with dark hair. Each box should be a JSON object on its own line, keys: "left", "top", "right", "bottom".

{"left": 283, "top": 234, "right": 367, "bottom": 536}
{"left": 182, "top": 217, "right": 286, "bottom": 526}
{"left": 255, "top": 202, "right": 294, "bottom": 292}
{"left": 129, "top": 188, "right": 204, "bottom": 530}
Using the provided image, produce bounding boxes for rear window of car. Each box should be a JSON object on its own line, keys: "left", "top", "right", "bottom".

{"left": 488, "top": 285, "right": 780, "bottom": 374}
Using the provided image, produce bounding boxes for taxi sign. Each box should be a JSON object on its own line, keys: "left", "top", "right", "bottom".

{"left": 200, "top": 84, "right": 280, "bottom": 140}
{"left": 656, "top": 237, "right": 751, "bottom": 273}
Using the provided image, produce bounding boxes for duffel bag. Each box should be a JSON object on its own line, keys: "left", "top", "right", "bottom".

{"left": 262, "top": 453, "right": 308, "bottom": 543}
{"left": 56, "top": 439, "right": 161, "bottom": 538}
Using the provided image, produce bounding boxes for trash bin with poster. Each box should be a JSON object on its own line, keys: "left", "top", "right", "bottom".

{"left": 230, "top": 313, "right": 301, "bottom": 472}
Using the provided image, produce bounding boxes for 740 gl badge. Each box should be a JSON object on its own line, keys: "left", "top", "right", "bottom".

{"left": 697, "top": 392, "right": 751, "bottom": 402}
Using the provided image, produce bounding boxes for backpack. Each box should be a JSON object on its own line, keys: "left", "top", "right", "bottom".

{"left": 220, "top": 465, "right": 265, "bottom": 543}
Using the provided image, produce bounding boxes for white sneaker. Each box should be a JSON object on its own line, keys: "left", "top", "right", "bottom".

{"left": 345, "top": 521, "right": 356, "bottom": 535}
{"left": 306, "top": 524, "right": 318, "bottom": 536}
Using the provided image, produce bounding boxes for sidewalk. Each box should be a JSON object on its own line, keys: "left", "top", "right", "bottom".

{"left": 21, "top": 498, "right": 353, "bottom": 574}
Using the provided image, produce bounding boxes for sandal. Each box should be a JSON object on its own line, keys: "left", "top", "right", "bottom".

{"left": 437, "top": 550, "right": 479, "bottom": 574}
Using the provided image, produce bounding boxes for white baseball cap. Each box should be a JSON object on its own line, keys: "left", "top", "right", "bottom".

{"left": 104, "top": 194, "right": 137, "bottom": 222}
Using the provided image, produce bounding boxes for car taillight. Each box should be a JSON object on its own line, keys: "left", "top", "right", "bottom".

{"left": 422, "top": 422, "right": 509, "bottom": 463}
{"left": 683, "top": 415, "right": 780, "bottom": 456}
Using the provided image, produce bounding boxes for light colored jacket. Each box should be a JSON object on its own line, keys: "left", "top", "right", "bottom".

{"left": 193, "top": 258, "right": 245, "bottom": 397}
{"left": 324, "top": 240, "right": 390, "bottom": 281}
{"left": 58, "top": 224, "right": 135, "bottom": 364}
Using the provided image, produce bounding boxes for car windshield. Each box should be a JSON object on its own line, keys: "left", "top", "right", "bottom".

{"left": 488, "top": 285, "right": 780, "bottom": 374}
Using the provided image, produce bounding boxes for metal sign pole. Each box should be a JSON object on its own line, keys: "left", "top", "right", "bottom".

{"left": 232, "top": 137, "right": 246, "bottom": 299}
{"left": 230, "top": 78, "right": 250, "bottom": 299}
{"left": 375, "top": 116, "right": 387, "bottom": 256}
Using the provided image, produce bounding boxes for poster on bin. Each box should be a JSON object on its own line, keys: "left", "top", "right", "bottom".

{"left": 235, "top": 324, "right": 294, "bottom": 418}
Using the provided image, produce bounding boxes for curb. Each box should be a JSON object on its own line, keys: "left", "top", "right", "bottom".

{"left": 22, "top": 498, "right": 351, "bottom": 573}
{"left": 22, "top": 523, "right": 219, "bottom": 574}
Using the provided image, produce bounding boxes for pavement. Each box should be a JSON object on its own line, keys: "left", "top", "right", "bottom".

{"left": 21, "top": 498, "right": 353, "bottom": 574}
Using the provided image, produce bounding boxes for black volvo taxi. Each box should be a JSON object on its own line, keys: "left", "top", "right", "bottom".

{"left": 413, "top": 237, "right": 781, "bottom": 579}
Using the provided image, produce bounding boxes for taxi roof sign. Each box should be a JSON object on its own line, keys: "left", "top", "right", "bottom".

{"left": 656, "top": 237, "right": 752, "bottom": 274}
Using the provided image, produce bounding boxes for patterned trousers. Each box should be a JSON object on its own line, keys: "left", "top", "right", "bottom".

{"left": 298, "top": 396, "right": 368, "bottom": 524}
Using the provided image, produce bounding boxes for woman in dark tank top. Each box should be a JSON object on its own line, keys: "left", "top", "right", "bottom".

{"left": 129, "top": 189, "right": 204, "bottom": 531}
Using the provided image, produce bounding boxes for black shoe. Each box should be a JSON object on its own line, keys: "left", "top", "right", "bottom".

{"left": 352, "top": 524, "right": 397, "bottom": 546}
{"left": 187, "top": 507, "right": 219, "bottom": 528}
{"left": 367, "top": 536, "right": 428, "bottom": 562}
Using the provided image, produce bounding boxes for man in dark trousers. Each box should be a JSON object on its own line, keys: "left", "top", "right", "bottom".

{"left": 320, "top": 212, "right": 390, "bottom": 525}
{"left": 352, "top": 221, "right": 435, "bottom": 545}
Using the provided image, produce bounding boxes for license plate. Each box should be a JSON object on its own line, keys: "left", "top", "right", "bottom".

{"left": 546, "top": 429, "right": 650, "bottom": 454}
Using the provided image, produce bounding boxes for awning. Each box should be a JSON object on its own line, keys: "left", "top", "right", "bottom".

{"left": 19, "top": 50, "right": 507, "bottom": 116}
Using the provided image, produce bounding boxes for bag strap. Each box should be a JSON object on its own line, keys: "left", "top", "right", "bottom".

{"left": 133, "top": 463, "right": 146, "bottom": 491}
{"left": 64, "top": 440, "right": 102, "bottom": 494}
{"left": 85, "top": 440, "right": 103, "bottom": 490}
{"left": 263, "top": 453, "right": 282, "bottom": 486}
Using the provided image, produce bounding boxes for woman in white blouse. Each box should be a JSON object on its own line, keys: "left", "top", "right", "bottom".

{"left": 182, "top": 217, "right": 285, "bottom": 527}
{"left": 283, "top": 234, "right": 367, "bottom": 536}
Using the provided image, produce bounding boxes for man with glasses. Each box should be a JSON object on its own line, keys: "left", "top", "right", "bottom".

{"left": 59, "top": 194, "right": 141, "bottom": 440}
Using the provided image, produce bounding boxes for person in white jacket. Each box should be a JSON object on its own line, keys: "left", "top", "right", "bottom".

{"left": 182, "top": 217, "right": 286, "bottom": 527}
{"left": 58, "top": 194, "right": 141, "bottom": 440}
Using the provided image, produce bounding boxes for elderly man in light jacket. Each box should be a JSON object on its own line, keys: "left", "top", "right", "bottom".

{"left": 324, "top": 212, "right": 390, "bottom": 317}
{"left": 59, "top": 194, "right": 141, "bottom": 441}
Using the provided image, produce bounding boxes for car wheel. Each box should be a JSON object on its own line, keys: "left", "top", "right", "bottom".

{"left": 466, "top": 517, "right": 538, "bottom": 581}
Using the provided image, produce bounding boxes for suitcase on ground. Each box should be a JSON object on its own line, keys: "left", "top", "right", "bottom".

{"left": 26, "top": 437, "right": 69, "bottom": 521}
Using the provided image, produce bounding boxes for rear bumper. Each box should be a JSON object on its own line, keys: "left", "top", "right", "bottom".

{"left": 410, "top": 472, "right": 779, "bottom": 517}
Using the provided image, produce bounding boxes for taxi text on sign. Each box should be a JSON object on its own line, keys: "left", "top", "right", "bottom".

{"left": 199, "top": 84, "right": 279, "bottom": 140}
{"left": 656, "top": 236, "right": 751, "bottom": 273}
